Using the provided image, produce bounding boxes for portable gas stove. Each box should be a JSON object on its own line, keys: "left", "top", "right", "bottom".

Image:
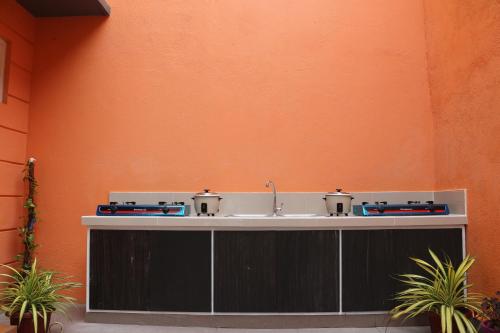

{"left": 96, "top": 201, "right": 190, "bottom": 216}
{"left": 353, "top": 201, "right": 449, "bottom": 216}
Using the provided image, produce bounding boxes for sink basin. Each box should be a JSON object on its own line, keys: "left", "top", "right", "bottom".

{"left": 228, "top": 214, "right": 271, "bottom": 217}
{"left": 228, "top": 213, "right": 318, "bottom": 218}
{"left": 280, "top": 213, "right": 319, "bottom": 217}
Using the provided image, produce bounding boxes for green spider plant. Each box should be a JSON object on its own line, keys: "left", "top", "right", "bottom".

{"left": 0, "top": 259, "right": 81, "bottom": 333}
{"left": 391, "top": 249, "right": 483, "bottom": 333}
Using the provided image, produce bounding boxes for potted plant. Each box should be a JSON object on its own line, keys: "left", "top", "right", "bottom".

{"left": 390, "top": 249, "right": 483, "bottom": 333}
{"left": 480, "top": 292, "right": 500, "bottom": 332}
{"left": 0, "top": 259, "right": 81, "bottom": 333}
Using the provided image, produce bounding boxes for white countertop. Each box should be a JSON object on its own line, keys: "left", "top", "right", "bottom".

{"left": 82, "top": 214, "right": 467, "bottom": 230}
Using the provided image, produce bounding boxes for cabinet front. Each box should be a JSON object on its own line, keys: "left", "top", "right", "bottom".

{"left": 214, "top": 231, "right": 340, "bottom": 313}
{"left": 342, "top": 228, "right": 463, "bottom": 312}
{"left": 89, "top": 230, "right": 212, "bottom": 312}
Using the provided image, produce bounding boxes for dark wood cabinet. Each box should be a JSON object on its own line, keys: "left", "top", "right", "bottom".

{"left": 214, "top": 231, "right": 340, "bottom": 312}
{"left": 89, "top": 230, "right": 211, "bottom": 312}
{"left": 341, "top": 228, "right": 463, "bottom": 312}
{"left": 88, "top": 227, "right": 464, "bottom": 314}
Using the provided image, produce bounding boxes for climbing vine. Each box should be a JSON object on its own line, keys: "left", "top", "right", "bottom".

{"left": 18, "top": 157, "right": 38, "bottom": 270}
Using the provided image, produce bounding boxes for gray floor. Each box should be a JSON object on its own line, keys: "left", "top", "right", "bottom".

{"left": 1, "top": 313, "right": 431, "bottom": 333}
{"left": 53, "top": 326, "right": 431, "bottom": 333}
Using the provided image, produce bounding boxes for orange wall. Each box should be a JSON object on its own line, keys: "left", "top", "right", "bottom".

{"left": 0, "top": 0, "right": 35, "bottom": 265}
{"left": 27, "top": 1, "right": 435, "bottom": 300}
{"left": 424, "top": 0, "right": 500, "bottom": 294}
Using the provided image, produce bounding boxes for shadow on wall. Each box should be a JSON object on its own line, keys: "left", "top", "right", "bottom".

{"left": 33, "top": 17, "right": 108, "bottom": 74}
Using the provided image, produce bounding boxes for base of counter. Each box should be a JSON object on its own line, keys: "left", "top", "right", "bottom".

{"left": 85, "top": 311, "right": 428, "bottom": 328}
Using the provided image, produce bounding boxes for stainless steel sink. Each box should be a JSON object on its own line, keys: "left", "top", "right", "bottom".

{"left": 228, "top": 214, "right": 272, "bottom": 217}
{"left": 228, "top": 213, "right": 318, "bottom": 218}
{"left": 280, "top": 213, "right": 318, "bottom": 217}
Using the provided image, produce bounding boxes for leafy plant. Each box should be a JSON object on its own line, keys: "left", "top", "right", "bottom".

{"left": 390, "top": 249, "right": 483, "bottom": 333}
{"left": 481, "top": 291, "right": 500, "bottom": 330}
{"left": 0, "top": 259, "right": 81, "bottom": 333}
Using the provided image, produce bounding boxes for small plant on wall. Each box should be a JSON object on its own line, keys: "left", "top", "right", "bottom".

{"left": 18, "top": 158, "right": 38, "bottom": 270}
{"left": 390, "top": 249, "right": 483, "bottom": 333}
{"left": 1, "top": 157, "right": 82, "bottom": 333}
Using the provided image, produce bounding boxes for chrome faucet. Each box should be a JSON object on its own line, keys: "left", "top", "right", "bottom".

{"left": 265, "top": 180, "right": 283, "bottom": 216}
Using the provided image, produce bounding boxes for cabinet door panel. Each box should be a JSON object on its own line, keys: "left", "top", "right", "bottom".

{"left": 342, "top": 228, "right": 463, "bottom": 312}
{"left": 276, "top": 231, "right": 339, "bottom": 312}
{"left": 214, "top": 231, "right": 339, "bottom": 313}
{"left": 89, "top": 230, "right": 151, "bottom": 310}
{"left": 148, "top": 231, "right": 212, "bottom": 312}
{"left": 214, "top": 231, "right": 277, "bottom": 312}
{"left": 89, "top": 230, "right": 211, "bottom": 312}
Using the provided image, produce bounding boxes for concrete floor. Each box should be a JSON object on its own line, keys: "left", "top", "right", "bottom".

{"left": 53, "top": 326, "right": 431, "bottom": 333}
{"left": 0, "top": 313, "right": 431, "bottom": 333}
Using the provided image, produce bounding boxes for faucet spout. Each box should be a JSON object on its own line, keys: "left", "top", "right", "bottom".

{"left": 265, "top": 180, "right": 281, "bottom": 216}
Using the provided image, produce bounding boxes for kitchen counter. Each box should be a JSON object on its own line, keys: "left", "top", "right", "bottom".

{"left": 82, "top": 214, "right": 467, "bottom": 230}
{"left": 83, "top": 190, "right": 467, "bottom": 328}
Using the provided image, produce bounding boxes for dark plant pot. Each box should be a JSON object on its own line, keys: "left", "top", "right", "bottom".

{"left": 428, "top": 311, "right": 460, "bottom": 333}
{"left": 481, "top": 321, "right": 500, "bottom": 333}
{"left": 9, "top": 312, "right": 51, "bottom": 333}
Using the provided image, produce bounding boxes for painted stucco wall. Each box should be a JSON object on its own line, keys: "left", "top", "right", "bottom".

{"left": 27, "top": 0, "right": 435, "bottom": 300}
{"left": 424, "top": 0, "right": 500, "bottom": 294}
{"left": 0, "top": 0, "right": 34, "bottom": 265}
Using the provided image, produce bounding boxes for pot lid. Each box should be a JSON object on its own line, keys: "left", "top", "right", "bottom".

{"left": 326, "top": 188, "right": 351, "bottom": 196}
{"left": 194, "top": 189, "right": 220, "bottom": 197}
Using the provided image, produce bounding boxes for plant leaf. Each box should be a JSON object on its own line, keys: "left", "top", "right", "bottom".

{"left": 453, "top": 312, "right": 466, "bottom": 333}
{"left": 32, "top": 304, "right": 38, "bottom": 333}
{"left": 41, "top": 304, "right": 47, "bottom": 331}
{"left": 18, "top": 300, "right": 28, "bottom": 327}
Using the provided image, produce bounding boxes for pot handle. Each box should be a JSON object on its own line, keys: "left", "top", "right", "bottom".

{"left": 191, "top": 197, "right": 195, "bottom": 200}
{"left": 322, "top": 197, "right": 326, "bottom": 200}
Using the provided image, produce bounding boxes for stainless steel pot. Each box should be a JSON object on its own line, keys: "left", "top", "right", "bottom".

{"left": 192, "top": 189, "right": 222, "bottom": 216}
{"left": 323, "top": 189, "right": 354, "bottom": 216}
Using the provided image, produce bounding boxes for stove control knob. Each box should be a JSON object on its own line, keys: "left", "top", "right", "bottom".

{"left": 125, "top": 201, "right": 136, "bottom": 205}
{"left": 362, "top": 201, "right": 369, "bottom": 205}
{"left": 110, "top": 201, "right": 118, "bottom": 206}
{"left": 426, "top": 200, "right": 434, "bottom": 205}
{"left": 159, "top": 201, "right": 167, "bottom": 205}
{"left": 380, "top": 201, "right": 388, "bottom": 205}
{"left": 109, "top": 203, "right": 118, "bottom": 214}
